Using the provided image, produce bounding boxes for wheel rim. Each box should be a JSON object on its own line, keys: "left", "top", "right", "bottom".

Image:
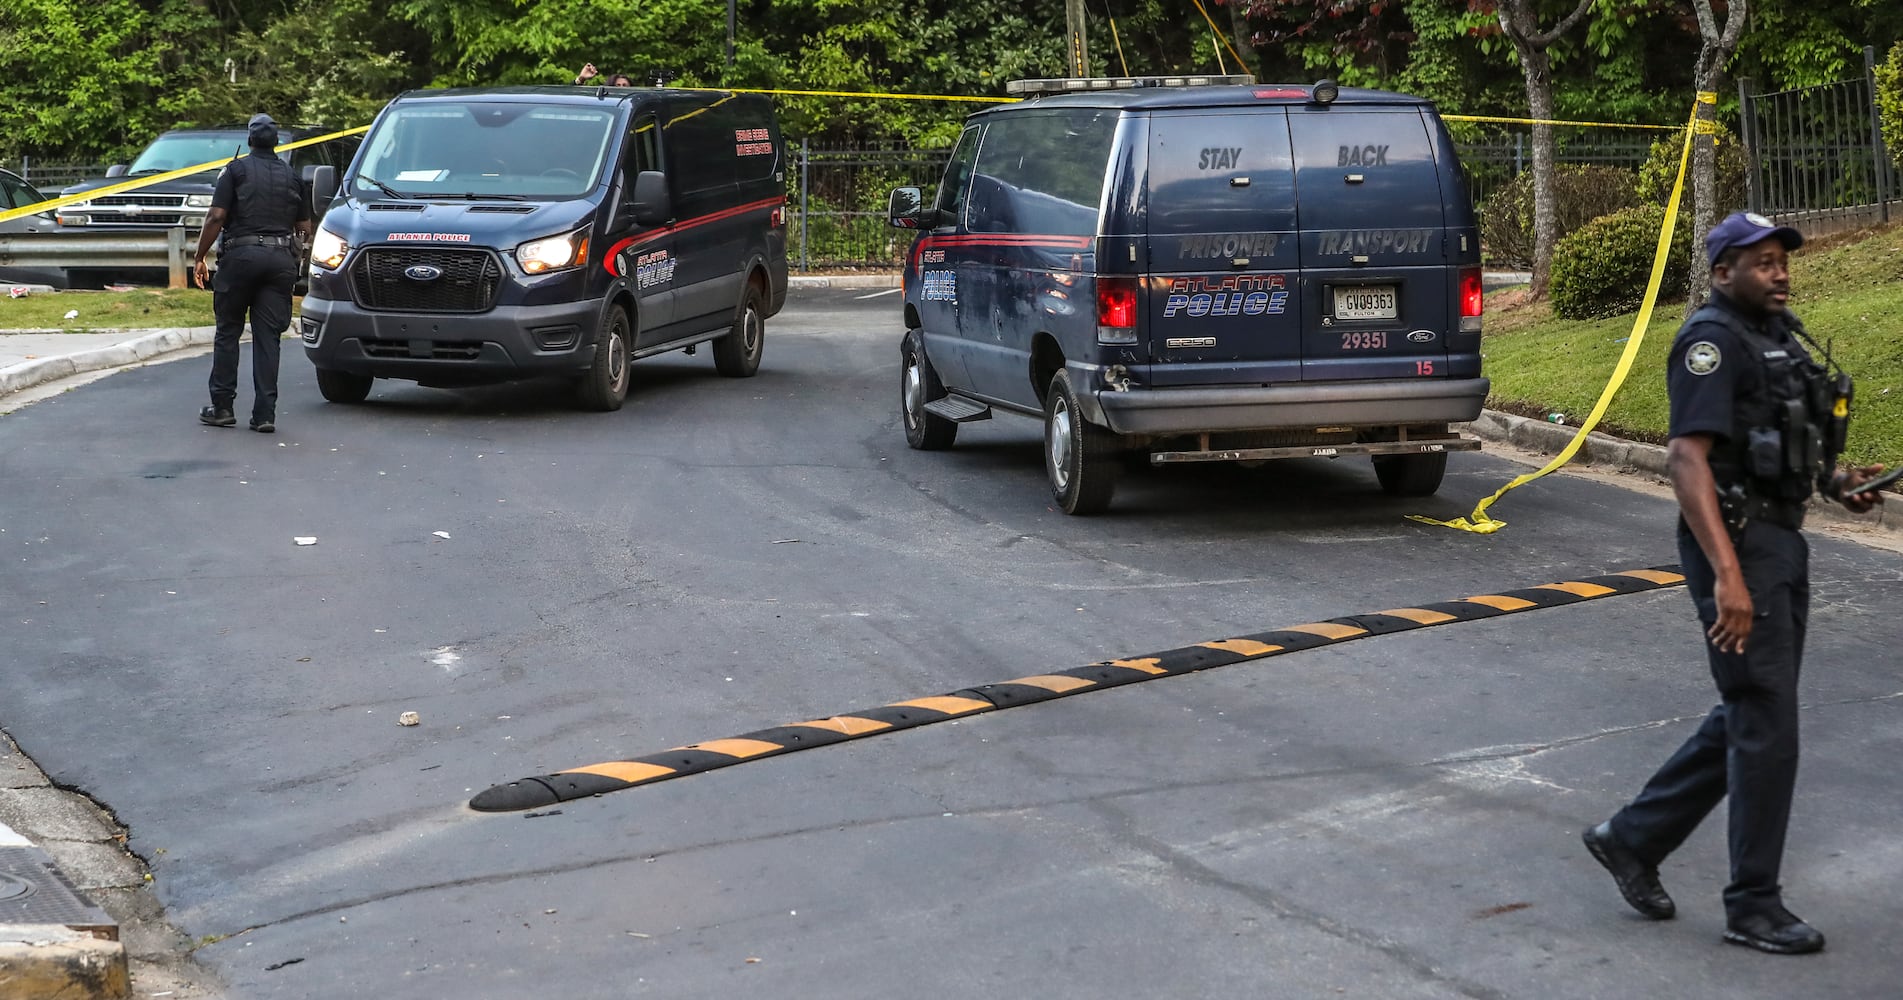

{"left": 903, "top": 354, "right": 923, "bottom": 428}
{"left": 1048, "top": 396, "right": 1073, "bottom": 491}
{"left": 743, "top": 304, "right": 762, "bottom": 356}
{"left": 608, "top": 324, "right": 629, "bottom": 392}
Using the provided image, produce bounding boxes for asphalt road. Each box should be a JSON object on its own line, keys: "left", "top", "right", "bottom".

{"left": 3, "top": 287, "right": 1901, "bottom": 999}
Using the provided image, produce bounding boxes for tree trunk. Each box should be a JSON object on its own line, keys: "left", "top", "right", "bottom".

{"left": 1686, "top": 0, "right": 1746, "bottom": 311}
{"left": 1518, "top": 46, "right": 1558, "bottom": 298}
{"left": 1226, "top": 2, "right": 1258, "bottom": 80}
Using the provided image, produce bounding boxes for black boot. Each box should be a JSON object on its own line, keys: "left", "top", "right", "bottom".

{"left": 199, "top": 405, "right": 236, "bottom": 427}
{"left": 1582, "top": 821, "right": 1675, "bottom": 920}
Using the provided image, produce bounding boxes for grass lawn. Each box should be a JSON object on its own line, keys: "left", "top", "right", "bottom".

{"left": 1483, "top": 220, "right": 1903, "bottom": 468}
{"left": 0, "top": 287, "right": 232, "bottom": 331}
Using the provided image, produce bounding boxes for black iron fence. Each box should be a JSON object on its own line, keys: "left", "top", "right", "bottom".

{"left": 1739, "top": 45, "right": 1898, "bottom": 235}
{"left": 3, "top": 158, "right": 108, "bottom": 191}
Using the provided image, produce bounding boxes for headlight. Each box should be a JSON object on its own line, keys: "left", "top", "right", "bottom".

{"left": 57, "top": 213, "right": 91, "bottom": 226}
{"left": 515, "top": 228, "right": 590, "bottom": 274}
{"left": 310, "top": 228, "right": 348, "bottom": 270}
{"left": 186, "top": 194, "right": 214, "bottom": 208}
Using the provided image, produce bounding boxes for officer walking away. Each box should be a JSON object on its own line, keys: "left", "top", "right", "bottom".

{"left": 193, "top": 112, "right": 313, "bottom": 433}
{"left": 1581, "top": 212, "right": 1886, "bottom": 955}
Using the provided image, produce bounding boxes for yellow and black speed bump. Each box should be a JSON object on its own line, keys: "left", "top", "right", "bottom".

{"left": 469, "top": 567, "right": 1685, "bottom": 811}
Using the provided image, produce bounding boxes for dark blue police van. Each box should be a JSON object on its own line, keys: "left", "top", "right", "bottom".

{"left": 301, "top": 86, "right": 788, "bottom": 410}
{"left": 889, "top": 76, "right": 1486, "bottom": 513}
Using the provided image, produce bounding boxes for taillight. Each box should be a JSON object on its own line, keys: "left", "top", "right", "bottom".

{"left": 1096, "top": 276, "right": 1137, "bottom": 344}
{"left": 1459, "top": 266, "right": 1483, "bottom": 332}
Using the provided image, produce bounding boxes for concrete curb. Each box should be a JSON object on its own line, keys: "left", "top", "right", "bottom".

{"left": 0, "top": 327, "right": 214, "bottom": 399}
{"left": 787, "top": 273, "right": 901, "bottom": 289}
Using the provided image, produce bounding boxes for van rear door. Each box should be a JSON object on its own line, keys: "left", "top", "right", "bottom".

{"left": 1142, "top": 108, "right": 1301, "bottom": 388}
{"left": 1289, "top": 107, "right": 1449, "bottom": 382}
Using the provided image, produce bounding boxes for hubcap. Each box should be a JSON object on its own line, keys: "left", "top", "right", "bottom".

{"left": 903, "top": 356, "right": 922, "bottom": 427}
{"left": 743, "top": 306, "right": 761, "bottom": 355}
{"left": 609, "top": 326, "right": 628, "bottom": 390}
{"left": 1048, "top": 397, "right": 1073, "bottom": 491}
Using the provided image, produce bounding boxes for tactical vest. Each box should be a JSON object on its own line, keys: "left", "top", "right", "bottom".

{"left": 222, "top": 153, "right": 301, "bottom": 241}
{"left": 1688, "top": 303, "right": 1850, "bottom": 509}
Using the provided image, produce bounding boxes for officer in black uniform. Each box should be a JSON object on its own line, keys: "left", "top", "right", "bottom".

{"left": 193, "top": 113, "right": 313, "bottom": 433}
{"left": 1581, "top": 212, "right": 1886, "bottom": 955}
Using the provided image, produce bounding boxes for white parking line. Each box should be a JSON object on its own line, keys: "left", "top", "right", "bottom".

{"left": 855, "top": 288, "right": 901, "bottom": 299}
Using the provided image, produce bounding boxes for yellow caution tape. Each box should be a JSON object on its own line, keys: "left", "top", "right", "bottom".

{"left": 0, "top": 125, "right": 370, "bottom": 227}
{"left": 1442, "top": 114, "right": 1681, "bottom": 131}
{"left": 1411, "top": 99, "right": 1699, "bottom": 534}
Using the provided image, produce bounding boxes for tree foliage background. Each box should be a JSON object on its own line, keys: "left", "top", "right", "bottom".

{"left": 1, "top": 0, "right": 1899, "bottom": 163}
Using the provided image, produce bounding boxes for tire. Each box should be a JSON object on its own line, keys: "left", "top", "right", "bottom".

{"left": 314, "top": 367, "right": 373, "bottom": 404}
{"left": 1373, "top": 452, "right": 1448, "bottom": 497}
{"left": 1044, "top": 369, "right": 1119, "bottom": 515}
{"left": 576, "top": 306, "right": 632, "bottom": 411}
{"left": 713, "top": 281, "right": 765, "bottom": 378}
{"left": 900, "top": 330, "right": 957, "bottom": 450}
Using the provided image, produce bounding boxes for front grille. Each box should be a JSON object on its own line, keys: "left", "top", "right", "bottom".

{"left": 360, "top": 338, "right": 485, "bottom": 360}
{"left": 350, "top": 247, "right": 501, "bottom": 313}
{"left": 93, "top": 194, "right": 186, "bottom": 208}
{"left": 88, "top": 214, "right": 187, "bottom": 226}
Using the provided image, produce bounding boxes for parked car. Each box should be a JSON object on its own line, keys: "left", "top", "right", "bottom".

{"left": 299, "top": 85, "right": 788, "bottom": 411}
{"left": 888, "top": 75, "right": 1487, "bottom": 513}
{"left": 53, "top": 124, "right": 359, "bottom": 288}
{"left": 0, "top": 168, "right": 67, "bottom": 288}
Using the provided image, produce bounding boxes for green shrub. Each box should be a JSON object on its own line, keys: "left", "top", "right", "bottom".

{"left": 1635, "top": 122, "right": 1747, "bottom": 209}
{"left": 1550, "top": 204, "right": 1695, "bottom": 320}
{"left": 1877, "top": 42, "right": 1903, "bottom": 169}
{"left": 1479, "top": 164, "right": 1640, "bottom": 269}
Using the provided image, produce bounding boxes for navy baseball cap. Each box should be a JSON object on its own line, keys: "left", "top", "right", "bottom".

{"left": 247, "top": 113, "right": 279, "bottom": 145}
{"left": 1706, "top": 211, "right": 1802, "bottom": 269}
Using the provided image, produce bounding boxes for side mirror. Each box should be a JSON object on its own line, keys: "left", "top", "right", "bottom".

{"left": 105, "top": 165, "right": 128, "bottom": 178}
{"left": 631, "top": 170, "right": 671, "bottom": 226}
{"left": 888, "top": 186, "right": 928, "bottom": 229}
{"left": 307, "top": 165, "right": 337, "bottom": 209}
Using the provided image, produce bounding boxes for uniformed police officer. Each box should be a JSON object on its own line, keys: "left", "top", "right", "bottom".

{"left": 1581, "top": 212, "right": 1886, "bottom": 955}
{"left": 193, "top": 112, "right": 313, "bottom": 433}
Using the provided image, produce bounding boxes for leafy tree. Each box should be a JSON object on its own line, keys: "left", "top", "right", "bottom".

{"left": 1489, "top": 0, "right": 1597, "bottom": 300}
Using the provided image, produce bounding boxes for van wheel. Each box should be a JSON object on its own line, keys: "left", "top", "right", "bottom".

{"left": 314, "top": 368, "right": 373, "bottom": 404}
{"left": 1373, "top": 453, "right": 1447, "bottom": 497}
{"left": 576, "top": 306, "right": 631, "bottom": 411}
{"left": 1045, "top": 369, "right": 1119, "bottom": 515}
{"left": 713, "top": 282, "right": 765, "bottom": 377}
{"left": 901, "top": 330, "right": 957, "bottom": 450}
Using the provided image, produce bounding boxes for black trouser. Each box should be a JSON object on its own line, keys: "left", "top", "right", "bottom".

{"left": 1610, "top": 518, "right": 1809, "bottom": 918}
{"left": 209, "top": 243, "right": 297, "bottom": 423}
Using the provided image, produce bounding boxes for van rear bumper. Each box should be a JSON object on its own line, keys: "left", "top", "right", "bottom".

{"left": 1092, "top": 376, "right": 1490, "bottom": 436}
{"left": 299, "top": 295, "right": 602, "bottom": 384}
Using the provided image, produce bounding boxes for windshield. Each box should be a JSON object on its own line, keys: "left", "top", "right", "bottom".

{"left": 352, "top": 103, "right": 618, "bottom": 200}
{"left": 128, "top": 134, "right": 250, "bottom": 178}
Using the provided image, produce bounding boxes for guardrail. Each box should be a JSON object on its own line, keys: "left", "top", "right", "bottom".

{"left": 0, "top": 229, "right": 215, "bottom": 289}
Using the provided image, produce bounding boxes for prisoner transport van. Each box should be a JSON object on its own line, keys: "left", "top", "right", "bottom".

{"left": 300, "top": 85, "right": 788, "bottom": 410}
{"left": 888, "top": 76, "right": 1487, "bottom": 513}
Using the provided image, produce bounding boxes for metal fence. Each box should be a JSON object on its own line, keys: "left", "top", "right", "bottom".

{"left": 2, "top": 158, "right": 109, "bottom": 191}
{"left": 785, "top": 141, "right": 951, "bottom": 270}
{"left": 1739, "top": 46, "right": 1898, "bottom": 236}
{"left": 1457, "top": 135, "right": 1656, "bottom": 206}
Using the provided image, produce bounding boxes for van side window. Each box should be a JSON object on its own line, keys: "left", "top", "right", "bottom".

{"left": 967, "top": 111, "right": 1114, "bottom": 236}
{"left": 664, "top": 96, "right": 738, "bottom": 196}
{"left": 630, "top": 114, "right": 661, "bottom": 174}
{"left": 933, "top": 125, "right": 982, "bottom": 226}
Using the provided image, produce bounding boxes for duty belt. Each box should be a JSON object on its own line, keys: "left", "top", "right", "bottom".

{"left": 1734, "top": 494, "right": 1807, "bottom": 531}
{"left": 228, "top": 234, "right": 295, "bottom": 248}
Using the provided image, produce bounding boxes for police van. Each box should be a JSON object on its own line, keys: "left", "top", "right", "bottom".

{"left": 888, "top": 76, "right": 1486, "bottom": 513}
{"left": 300, "top": 85, "right": 788, "bottom": 410}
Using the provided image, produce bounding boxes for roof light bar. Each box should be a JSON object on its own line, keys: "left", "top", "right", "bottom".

{"left": 1005, "top": 75, "right": 1256, "bottom": 97}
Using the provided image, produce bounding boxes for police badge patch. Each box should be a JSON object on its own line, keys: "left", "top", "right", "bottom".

{"left": 1685, "top": 340, "right": 1722, "bottom": 375}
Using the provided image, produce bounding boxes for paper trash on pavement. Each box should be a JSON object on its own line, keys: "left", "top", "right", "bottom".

{"left": 294, "top": 536, "right": 317, "bottom": 546}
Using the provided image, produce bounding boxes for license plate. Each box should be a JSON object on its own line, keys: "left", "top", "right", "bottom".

{"left": 1333, "top": 285, "right": 1398, "bottom": 320}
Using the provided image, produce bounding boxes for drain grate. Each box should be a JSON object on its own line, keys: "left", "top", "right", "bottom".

{"left": 0, "top": 847, "right": 119, "bottom": 939}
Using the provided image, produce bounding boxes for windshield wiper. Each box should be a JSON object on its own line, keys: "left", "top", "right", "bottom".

{"left": 357, "top": 175, "right": 416, "bottom": 200}
{"left": 455, "top": 192, "right": 530, "bottom": 201}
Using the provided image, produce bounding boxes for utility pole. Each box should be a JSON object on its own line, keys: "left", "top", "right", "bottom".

{"left": 1065, "top": 0, "right": 1089, "bottom": 77}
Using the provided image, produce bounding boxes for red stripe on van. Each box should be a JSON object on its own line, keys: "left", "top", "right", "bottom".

{"left": 909, "top": 233, "right": 1093, "bottom": 270}
{"left": 601, "top": 195, "right": 786, "bottom": 276}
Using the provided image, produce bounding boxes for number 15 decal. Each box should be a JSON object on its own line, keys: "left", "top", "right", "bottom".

{"left": 1416, "top": 360, "right": 1435, "bottom": 375}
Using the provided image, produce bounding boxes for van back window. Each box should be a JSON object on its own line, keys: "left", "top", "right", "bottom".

{"left": 1145, "top": 110, "right": 1295, "bottom": 236}
{"left": 1288, "top": 109, "right": 1442, "bottom": 230}
{"left": 966, "top": 110, "right": 1116, "bottom": 236}
{"left": 355, "top": 103, "right": 617, "bottom": 199}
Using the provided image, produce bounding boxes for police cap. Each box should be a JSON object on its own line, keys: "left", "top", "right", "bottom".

{"left": 1706, "top": 211, "right": 1802, "bottom": 270}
